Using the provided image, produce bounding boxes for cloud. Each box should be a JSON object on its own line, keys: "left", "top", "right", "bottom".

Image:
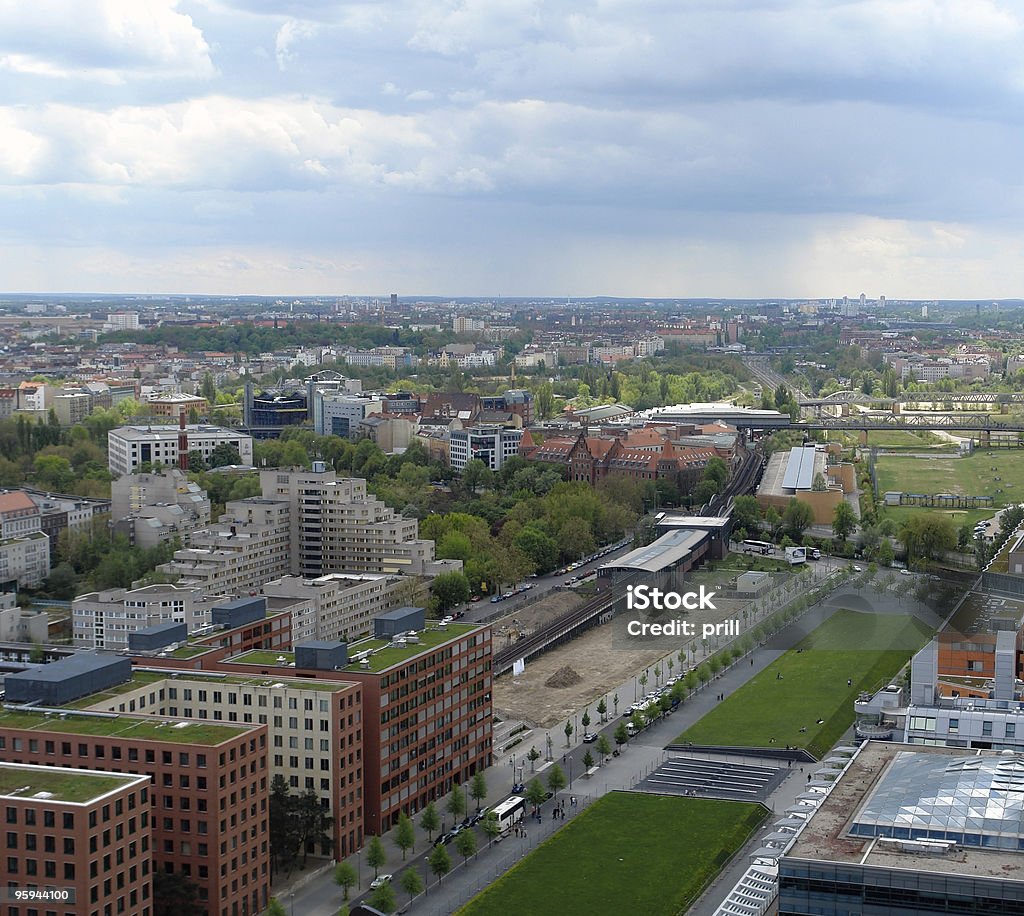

{"left": 0, "top": 0, "right": 215, "bottom": 82}
{"left": 274, "top": 18, "right": 318, "bottom": 70}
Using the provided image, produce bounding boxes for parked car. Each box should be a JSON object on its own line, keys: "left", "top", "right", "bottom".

{"left": 370, "top": 875, "right": 393, "bottom": 890}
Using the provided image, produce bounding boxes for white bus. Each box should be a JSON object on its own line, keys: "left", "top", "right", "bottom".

{"left": 490, "top": 795, "right": 526, "bottom": 830}
{"left": 742, "top": 539, "right": 774, "bottom": 555}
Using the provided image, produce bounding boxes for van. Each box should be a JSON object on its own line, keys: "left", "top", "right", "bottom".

{"left": 626, "top": 722, "right": 638, "bottom": 737}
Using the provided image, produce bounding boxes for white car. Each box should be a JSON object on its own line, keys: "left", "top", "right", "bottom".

{"left": 900, "top": 569, "right": 912, "bottom": 576}
{"left": 852, "top": 565, "right": 863, "bottom": 573}
{"left": 370, "top": 874, "right": 393, "bottom": 889}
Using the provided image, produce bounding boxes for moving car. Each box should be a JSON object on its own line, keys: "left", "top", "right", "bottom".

{"left": 582, "top": 733, "right": 598, "bottom": 743}
{"left": 370, "top": 875, "right": 392, "bottom": 890}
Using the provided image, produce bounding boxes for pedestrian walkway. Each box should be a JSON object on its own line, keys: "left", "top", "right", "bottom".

{"left": 280, "top": 569, "right": 855, "bottom": 916}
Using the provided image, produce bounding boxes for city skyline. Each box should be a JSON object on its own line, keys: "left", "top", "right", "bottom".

{"left": 2, "top": 1, "right": 1024, "bottom": 298}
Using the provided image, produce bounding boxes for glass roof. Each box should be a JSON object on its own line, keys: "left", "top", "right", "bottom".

{"left": 850, "top": 751, "right": 1024, "bottom": 849}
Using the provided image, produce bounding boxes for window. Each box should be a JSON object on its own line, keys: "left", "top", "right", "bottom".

{"left": 949, "top": 718, "right": 959, "bottom": 733}
{"left": 1008, "top": 723, "right": 1017, "bottom": 738}
{"left": 983, "top": 720, "right": 994, "bottom": 737}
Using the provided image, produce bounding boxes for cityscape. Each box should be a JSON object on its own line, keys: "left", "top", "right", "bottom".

{"left": 5, "top": 2, "right": 1024, "bottom": 916}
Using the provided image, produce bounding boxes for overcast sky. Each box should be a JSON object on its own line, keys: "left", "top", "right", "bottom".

{"left": 2, "top": 0, "right": 1024, "bottom": 299}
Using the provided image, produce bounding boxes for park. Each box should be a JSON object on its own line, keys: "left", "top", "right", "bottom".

{"left": 676, "top": 609, "right": 932, "bottom": 756}
{"left": 456, "top": 792, "right": 766, "bottom": 916}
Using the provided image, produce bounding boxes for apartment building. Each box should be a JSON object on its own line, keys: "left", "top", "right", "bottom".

{"left": 156, "top": 498, "right": 291, "bottom": 596}
{"left": 110, "top": 469, "right": 211, "bottom": 550}
{"left": 260, "top": 572, "right": 406, "bottom": 643}
{"left": 0, "top": 531, "right": 49, "bottom": 589}
{"left": 259, "top": 466, "right": 438, "bottom": 577}
{"left": 0, "top": 762, "right": 152, "bottom": 916}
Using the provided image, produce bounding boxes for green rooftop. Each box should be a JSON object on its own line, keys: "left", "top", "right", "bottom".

{"left": 64, "top": 670, "right": 168, "bottom": 709}
{"left": 343, "top": 624, "right": 478, "bottom": 672}
{"left": 0, "top": 709, "right": 253, "bottom": 745}
{"left": 230, "top": 624, "right": 479, "bottom": 674}
{"left": 0, "top": 765, "right": 142, "bottom": 804}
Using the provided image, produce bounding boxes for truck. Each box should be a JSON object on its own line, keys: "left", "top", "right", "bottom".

{"left": 784, "top": 546, "right": 807, "bottom": 565}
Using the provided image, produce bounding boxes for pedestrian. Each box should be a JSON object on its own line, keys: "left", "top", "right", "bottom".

{"left": 751, "top": 658, "right": 754, "bottom": 666}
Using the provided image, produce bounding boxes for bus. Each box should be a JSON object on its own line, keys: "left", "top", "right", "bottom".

{"left": 742, "top": 539, "right": 774, "bottom": 555}
{"left": 490, "top": 795, "right": 526, "bottom": 831}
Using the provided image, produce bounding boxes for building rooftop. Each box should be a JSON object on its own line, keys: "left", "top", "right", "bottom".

{"left": 232, "top": 622, "right": 481, "bottom": 673}
{"left": 0, "top": 762, "right": 146, "bottom": 804}
{"left": 781, "top": 446, "right": 819, "bottom": 491}
{"left": 600, "top": 529, "right": 708, "bottom": 574}
{"left": 0, "top": 707, "right": 254, "bottom": 745}
{"left": 788, "top": 742, "right": 1024, "bottom": 878}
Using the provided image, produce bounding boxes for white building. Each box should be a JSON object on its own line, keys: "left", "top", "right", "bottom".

{"left": 313, "top": 392, "right": 384, "bottom": 439}
{"left": 104, "top": 312, "right": 140, "bottom": 332}
{"left": 449, "top": 426, "right": 523, "bottom": 471}
{"left": 107, "top": 425, "right": 254, "bottom": 476}
{"left": 72, "top": 584, "right": 229, "bottom": 650}
{"left": 261, "top": 572, "right": 406, "bottom": 643}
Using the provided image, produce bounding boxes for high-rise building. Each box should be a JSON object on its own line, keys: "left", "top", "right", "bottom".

{"left": 259, "top": 465, "right": 438, "bottom": 577}
{"left": 449, "top": 426, "right": 523, "bottom": 471}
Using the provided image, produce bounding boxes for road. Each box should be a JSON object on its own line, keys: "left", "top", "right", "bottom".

{"left": 275, "top": 559, "right": 847, "bottom": 916}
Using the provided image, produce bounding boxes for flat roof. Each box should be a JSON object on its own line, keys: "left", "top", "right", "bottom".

{"left": 601, "top": 529, "right": 708, "bottom": 573}
{"left": 655, "top": 514, "right": 730, "bottom": 530}
{"left": 0, "top": 762, "right": 146, "bottom": 804}
{"left": 787, "top": 742, "right": 1024, "bottom": 878}
{"left": 0, "top": 708, "right": 255, "bottom": 745}
{"left": 781, "top": 446, "right": 819, "bottom": 491}
{"left": 232, "top": 623, "right": 481, "bottom": 673}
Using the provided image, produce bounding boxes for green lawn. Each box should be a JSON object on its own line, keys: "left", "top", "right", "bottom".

{"left": 457, "top": 793, "right": 766, "bottom": 916}
{"left": 876, "top": 450, "right": 1024, "bottom": 507}
{"left": 0, "top": 766, "right": 141, "bottom": 803}
{"left": 677, "top": 611, "right": 933, "bottom": 758}
{"left": 880, "top": 505, "right": 994, "bottom": 531}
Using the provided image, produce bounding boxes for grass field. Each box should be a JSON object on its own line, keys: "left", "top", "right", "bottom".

{"left": 880, "top": 505, "right": 993, "bottom": 530}
{"left": 677, "top": 610, "right": 932, "bottom": 758}
{"left": 457, "top": 793, "right": 767, "bottom": 916}
{"left": 875, "top": 450, "right": 1024, "bottom": 507}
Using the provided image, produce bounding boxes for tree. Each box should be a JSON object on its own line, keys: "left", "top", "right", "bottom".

{"left": 527, "top": 746, "right": 541, "bottom": 772}
{"left": 446, "top": 785, "right": 466, "bottom": 827}
{"left": 395, "top": 812, "right": 415, "bottom": 861}
{"left": 547, "top": 764, "right": 567, "bottom": 795}
{"left": 525, "top": 778, "right": 547, "bottom": 808}
{"left": 563, "top": 719, "right": 573, "bottom": 747}
{"left": 704, "top": 456, "right": 729, "bottom": 491}
{"left": 581, "top": 709, "right": 591, "bottom": 730}
{"left": 596, "top": 734, "right": 612, "bottom": 761}
{"left": 368, "top": 882, "right": 397, "bottom": 914}
{"left": 462, "top": 458, "right": 491, "bottom": 493}
{"left": 269, "top": 774, "right": 300, "bottom": 878}
{"left": 201, "top": 370, "right": 217, "bottom": 404}
{"left": 481, "top": 811, "right": 502, "bottom": 847}
{"left": 208, "top": 441, "right": 242, "bottom": 468}
{"left": 333, "top": 861, "right": 357, "bottom": 900}
{"left": 430, "top": 571, "right": 470, "bottom": 612}
{"left": 366, "top": 835, "right": 386, "bottom": 879}
{"left": 455, "top": 827, "right": 477, "bottom": 863}
{"left": 614, "top": 722, "right": 629, "bottom": 745}
{"left": 733, "top": 495, "right": 765, "bottom": 532}
{"left": 613, "top": 693, "right": 619, "bottom": 716}
{"left": 877, "top": 538, "right": 895, "bottom": 566}
{"left": 596, "top": 697, "right": 607, "bottom": 722}
{"left": 783, "top": 498, "right": 814, "bottom": 540}
{"left": 152, "top": 871, "right": 203, "bottom": 916}
{"left": 267, "top": 900, "right": 287, "bottom": 916}
{"left": 583, "top": 749, "right": 595, "bottom": 769}
{"left": 400, "top": 867, "right": 423, "bottom": 903}
{"left": 428, "top": 844, "right": 452, "bottom": 883}
{"left": 469, "top": 771, "right": 488, "bottom": 811}
{"left": 420, "top": 801, "right": 440, "bottom": 842}
{"left": 833, "top": 501, "right": 857, "bottom": 541}
{"left": 294, "top": 788, "right": 333, "bottom": 864}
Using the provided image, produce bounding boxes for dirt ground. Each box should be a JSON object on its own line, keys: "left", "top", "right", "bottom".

{"left": 490, "top": 582, "right": 780, "bottom": 729}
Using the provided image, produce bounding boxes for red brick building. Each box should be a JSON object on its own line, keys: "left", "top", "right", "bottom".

{"left": 0, "top": 762, "right": 152, "bottom": 916}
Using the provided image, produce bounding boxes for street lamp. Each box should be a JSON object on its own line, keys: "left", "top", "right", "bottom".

{"left": 289, "top": 893, "right": 294, "bottom": 916}
{"left": 568, "top": 756, "right": 573, "bottom": 790}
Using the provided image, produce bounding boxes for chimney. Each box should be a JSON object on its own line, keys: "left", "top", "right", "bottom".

{"left": 178, "top": 411, "right": 189, "bottom": 470}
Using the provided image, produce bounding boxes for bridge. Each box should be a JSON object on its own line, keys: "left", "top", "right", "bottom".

{"left": 800, "top": 390, "right": 1024, "bottom": 408}
{"left": 799, "top": 413, "right": 1024, "bottom": 431}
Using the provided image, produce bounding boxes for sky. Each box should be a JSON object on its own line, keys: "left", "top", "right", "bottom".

{"left": 2, "top": 0, "right": 1024, "bottom": 299}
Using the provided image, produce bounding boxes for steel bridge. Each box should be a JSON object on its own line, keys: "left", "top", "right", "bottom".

{"left": 800, "top": 390, "right": 1024, "bottom": 407}
{"left": 798, "top": 414, "right": 1024, "bottom": 432}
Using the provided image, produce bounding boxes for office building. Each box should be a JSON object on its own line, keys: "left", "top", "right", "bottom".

{"left": 0, "top": 706, "right": 268, "bottom": 916}
{"left": 107, "top": 426, "right": 254, "bottom": 477}
{"left": 72, "top": 584, "right": 232, "bottom": 650}
{"left": 110, "top": 469, "right": 211, "bottom": 549}
{"left": 449, "top": 426, "right": 523, "bottom": 471}
{"left": 312, "top": 392, "right": 383, "bottom": 438}
{"left": 52, "top": 389, "right": 93, "bottom": 426}
{"left": 143, "top": 393, "right": 209, "bottom": 418}
{"left": 781, "top": 742, "right": 1024, "bottom": 915}
{"left": 0, "top": 762, "right": 152, "bottom": 916}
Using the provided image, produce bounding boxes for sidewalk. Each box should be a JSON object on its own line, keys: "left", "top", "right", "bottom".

{"left": 280, "top": 566, "right": 853, "bottom": 915}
